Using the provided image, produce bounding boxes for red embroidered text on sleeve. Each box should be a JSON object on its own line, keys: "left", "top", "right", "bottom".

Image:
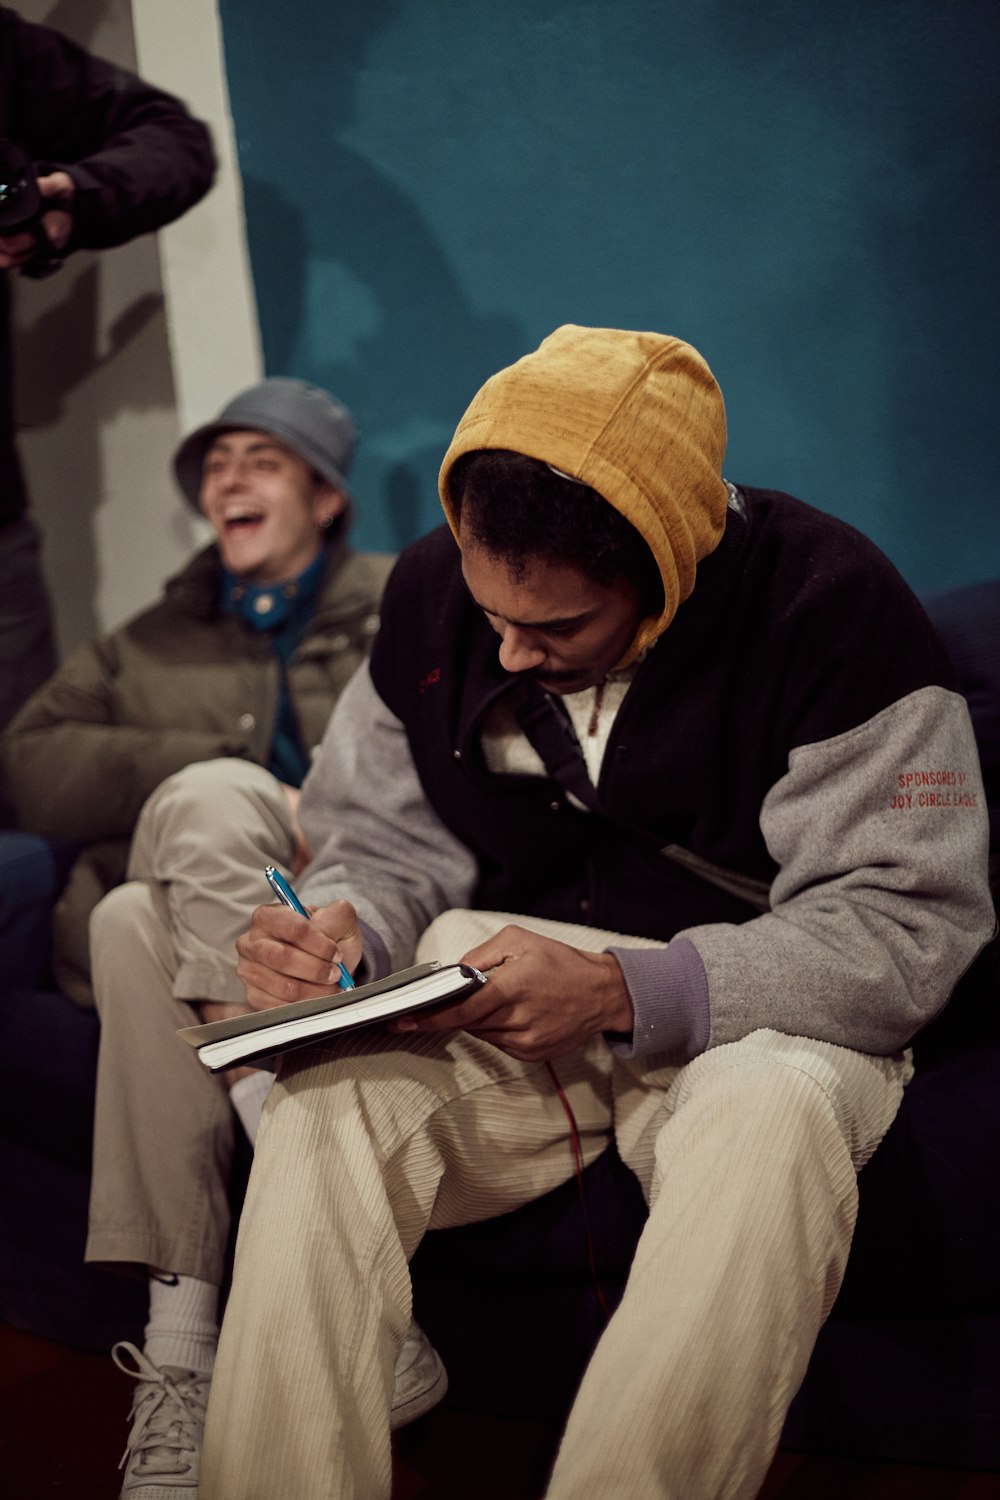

{"left": 890, "top": 768, "right": 979, "bottom": 810}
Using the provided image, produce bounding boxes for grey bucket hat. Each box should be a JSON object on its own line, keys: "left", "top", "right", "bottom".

{"left": 173, "top": 378, "right": 357, "bottom": 508}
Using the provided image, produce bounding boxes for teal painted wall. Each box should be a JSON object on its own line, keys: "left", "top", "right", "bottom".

{"left": 218, "top": 0, "right": 999, "bottom": 591}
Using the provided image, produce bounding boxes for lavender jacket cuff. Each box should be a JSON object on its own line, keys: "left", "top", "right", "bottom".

{"left": 607, "top": 938, "right": 711, "bottom": 1063}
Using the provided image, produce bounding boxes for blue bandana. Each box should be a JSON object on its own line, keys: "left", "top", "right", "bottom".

{"left": 221, "top": 550, "right": 327, "bottom": 785}
{"left": 221, "top": 549, "right": 325, "bottom": 640}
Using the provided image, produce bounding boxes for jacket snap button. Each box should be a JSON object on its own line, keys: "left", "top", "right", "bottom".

{"left": 550, "top": 800, "right": 560, "bottom": 812}
{"left": 239, "top": 713, "right": 255, "bottom": 731}
{"left": 330, "top": 632, "right": 350, "bottom": 651}
{"left": 453, "top": 749, "right": 462, "bottom": 760}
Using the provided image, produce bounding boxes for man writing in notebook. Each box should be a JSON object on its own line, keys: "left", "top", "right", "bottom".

{"left": 200, "top": 326, "right": 993, "bottom": 1500}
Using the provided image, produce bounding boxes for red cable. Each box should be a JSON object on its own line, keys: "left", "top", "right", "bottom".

{"left": 545, "top": 1060, "right": 611, "bottom": 1320}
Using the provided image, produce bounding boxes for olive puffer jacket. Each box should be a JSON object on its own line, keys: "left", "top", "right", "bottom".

{"left": 0, "top": 538, "right": 394, "bottom": 1004}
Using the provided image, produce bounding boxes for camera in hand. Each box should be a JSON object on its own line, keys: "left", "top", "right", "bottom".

{"left": 0, "top": 139, "right": 66, "bottom": 278}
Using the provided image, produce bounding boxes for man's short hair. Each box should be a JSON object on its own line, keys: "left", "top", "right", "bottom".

{"left": 450, "top": 449, "right": 664, "bottom": 613}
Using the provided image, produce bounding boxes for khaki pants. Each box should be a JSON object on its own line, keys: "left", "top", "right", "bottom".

{"left": 200, "top": 909, "right": 909, "bottom": 1500}
{"left": 86, "top": 759, "right": 296, "bottom": 1282}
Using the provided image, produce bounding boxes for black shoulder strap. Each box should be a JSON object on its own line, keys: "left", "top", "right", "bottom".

{"left": 515, "top": 684, "right": 770, "bottom": 913}
{"left": 514, "top": 688, "right": 605, "bottom": 816}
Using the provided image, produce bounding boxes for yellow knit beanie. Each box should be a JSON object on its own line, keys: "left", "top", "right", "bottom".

{"left": 439, "top": 325, "right": 729, "bottom": 662}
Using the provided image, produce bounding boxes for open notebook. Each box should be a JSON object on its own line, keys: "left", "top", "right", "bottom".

{"left": 177, "top": 961, "right": 487, "bottom": 1072}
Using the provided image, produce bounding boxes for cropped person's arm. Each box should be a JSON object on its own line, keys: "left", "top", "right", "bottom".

{"left": 0, "top": 638, "right": 249, "bottom": 841}
{"left": 4, "top": 7, "right": 215, "bottom": 252}
{"left": 298, "top": 664, "right": 479, "bottom": 977}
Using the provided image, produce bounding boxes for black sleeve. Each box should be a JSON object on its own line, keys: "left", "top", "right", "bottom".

{"left": 1, "top": 5, "right": 216, "bottom": 250}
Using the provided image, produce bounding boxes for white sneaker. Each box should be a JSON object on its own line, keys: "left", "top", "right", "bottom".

{"left": 390, "top": 1319, "right": 448, "bottom": 1430}
{"left": 112, "top": 1341, "right": 210, "bottom": 1498}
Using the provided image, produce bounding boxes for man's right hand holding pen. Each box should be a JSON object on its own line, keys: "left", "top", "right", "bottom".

{"left": 237, "top": 893, "right": 635, "bottom": 1062}
{"left": 235, "top": 899, "right": 364, "bottom": 1012}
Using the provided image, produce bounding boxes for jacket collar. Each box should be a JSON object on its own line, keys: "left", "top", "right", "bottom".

{"left": 163, "top": 537, "right": 354, "bottom": 623}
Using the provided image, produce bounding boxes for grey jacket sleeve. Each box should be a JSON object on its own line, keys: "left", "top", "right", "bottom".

{"left": 297, "top": 664, "right": 479, "bottom": 973}
{"left": 613, "top": 685, "right": 994, "bottom": 1061}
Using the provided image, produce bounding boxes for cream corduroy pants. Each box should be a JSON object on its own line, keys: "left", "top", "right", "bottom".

{"left": 200, "top": 908, "right": 910, "bottom": 1500}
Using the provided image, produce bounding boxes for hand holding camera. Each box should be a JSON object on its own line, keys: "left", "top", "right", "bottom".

{"left": 0, "top": 139, "right": 75, "bottom": 277}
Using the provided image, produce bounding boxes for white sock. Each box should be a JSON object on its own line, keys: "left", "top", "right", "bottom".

{"left": 144, "top": 1271, "right": 219, "bottom": 1375}
{"left": 229, "top": 1069, "right": 275, "bottom": 1144}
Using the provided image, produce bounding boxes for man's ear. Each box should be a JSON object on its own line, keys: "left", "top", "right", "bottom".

{"left": 315, "top": 484, "right": 348, "bottom": 527}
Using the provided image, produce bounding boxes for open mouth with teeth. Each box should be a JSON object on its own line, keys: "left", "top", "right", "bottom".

{"left": 222, "top": 505, "right": 267, "bottom": 531}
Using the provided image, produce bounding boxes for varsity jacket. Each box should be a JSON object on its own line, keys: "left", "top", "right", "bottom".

{"left": 298, "top": 492, "right": 993, "bottom": 1063}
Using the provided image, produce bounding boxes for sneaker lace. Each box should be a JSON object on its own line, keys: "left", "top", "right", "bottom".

{"left": 112, "top": 1341, "right": 210, "bottom": 1478}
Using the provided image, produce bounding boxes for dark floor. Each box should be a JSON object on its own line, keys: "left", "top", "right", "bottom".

{"left": 2, "top": 1322, "right": 998, "bottom": 1500}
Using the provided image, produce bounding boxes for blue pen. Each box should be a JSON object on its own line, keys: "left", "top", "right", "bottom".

{"left": 263, "top": 865, "right": 356, "bottom": 991}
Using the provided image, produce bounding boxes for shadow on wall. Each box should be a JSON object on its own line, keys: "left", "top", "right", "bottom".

{"left": 693, "top": 0, "right": 1000, "bottom": 593}
{"left": 40, "top": 0, "right": 85, "bottom": 32}
{"left": 241, "top": 168, "right": 522, "bottom": 552}
{"left": 11, "top": 0, "right": 180, "bottom": 651}
{"left": 225, "top": 0, "right": 525, "bottom": 553}
{"left": 221, "top": 0, "right": 1000, "bottom": 580}
{"left": 15, "top": 260, "right": 170, "bottom": 645}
